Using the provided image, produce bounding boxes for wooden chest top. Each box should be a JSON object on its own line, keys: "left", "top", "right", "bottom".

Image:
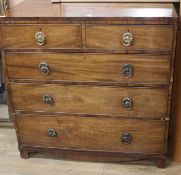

{"left": 0, "top": 0, "right": 177, "bottom": 24}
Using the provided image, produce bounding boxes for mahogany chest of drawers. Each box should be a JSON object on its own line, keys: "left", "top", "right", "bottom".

{"left": 0, "top": 0, "right": 178, "bottom": 168}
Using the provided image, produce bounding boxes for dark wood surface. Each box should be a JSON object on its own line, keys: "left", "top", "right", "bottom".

{"left": 86, "top": 25, "right": 173, "bottom": 51}
{"left": 170, "top": 26, "right": 181, "bottom": 163}
{"left": 16, "top": 114, "right": 165, "bottom": 154}
{"left": 10, "top": 83, "right": 168, "bottom": 119}
{"left": 5, "top": 1, "right": 178, "bottom": 18}
{"left": 180, "top": 0, "right": 181, "bottom": 22}
{"left": 0, "top": 0, "right": 178, "bottom": 167}
{"left": 0, "top": 0, "right": 177, "bottom": 24}
{"left": 5, "top": 52, "right": 171, "bottom": 85}
{"left": 0, "top": 24, "right": 174, "bottom": 53}
{"left": 0, "top": 24, "right": 82, "bottom": 49}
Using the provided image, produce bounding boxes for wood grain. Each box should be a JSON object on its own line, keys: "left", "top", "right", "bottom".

{"left": 16, "top": 114, "right": 165, "bottom": 154}
{"left": 170, "top": 29, "right": 181, "bottom": 163}
{"left": 0, "top": 0, "right": 177, "bottom": 25}
{"left": 9, "top": 83, "right": 168, "bottom": 118}
{"left": 0, "top": 0, "right": 178, "bottom": 166}
{"left": 180, "top": 0, "right": 181, "bottom": 22}
{"left": 2, "top": 128, "right": 181, "bottom": 173}
{"left": 5, "top": 53, "right": 171, "bottom": 84}
{"left": 86, "top": 25, "right": 173, "bottom": 51}
{"left": 0, "top": 24, "right": 82, "bottom": 49}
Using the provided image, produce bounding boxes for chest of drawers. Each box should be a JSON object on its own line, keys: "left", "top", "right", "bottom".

{"left": 0, "top": 0, "right": 178, "bottom": 168}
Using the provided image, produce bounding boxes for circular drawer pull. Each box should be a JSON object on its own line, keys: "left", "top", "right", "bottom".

{"left": 48, "top": 128, "right": 57, "bottom": 138}
{"left": 39, "top": 62, "right": 49, "bottom": 76}
{"left": 121, "top": 132, "right": 132, "bottom": 145}
{"left": 35, "top": 32, "right": 45, "bottom": 46}
{"left": 122, "top": 97, "right": 133, "bottom": 110}
{"left": 123, "top": 32, "right": 133, "bottom": 47}
{"left": 42, "top": 95, "right": 54, "bottom": 105}
{"left": 122, "top": 64, "right": 133, "bottom": 78}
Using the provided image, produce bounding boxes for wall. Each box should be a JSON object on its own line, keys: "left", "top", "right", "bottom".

{"left": 9, "top": 0, "right": 24, "bottom": 7}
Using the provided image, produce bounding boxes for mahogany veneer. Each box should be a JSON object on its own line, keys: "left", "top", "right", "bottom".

{"left": 5, "top": 53, "right": 171, "bottom": 84}
{"left": 0, "top": 24, "right": 82, "bottom": 49}
{"left": 170, "top": 23, "right": 181, "bottom": 163}
{"left": 0, "top": 0, "right": 178, "bottom": 168}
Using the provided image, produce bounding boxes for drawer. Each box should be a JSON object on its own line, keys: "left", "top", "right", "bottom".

{"left": 10, "top": 83, "right": 168, "bottom": 118}
{"left": 16, "top": 114, "right": 165, "bottom": 154}
{"left": 0, "top": 25, "right": 82, "bottom": 49}
{"left": 86, "top": 25, "right": 173, "bottom": 51}
{"left": 6, "top": 53, "right": 170, "bottom": 84}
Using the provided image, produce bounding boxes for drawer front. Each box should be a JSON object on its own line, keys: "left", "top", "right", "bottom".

{"left": 10, "top": 84, "right": 168, "bottom": 118}
{"left": 6, "top": 53, "right": 170, "bottom": 84}
{"left": 0, "top": 25, "right": 82, "bottom": 49}
{"left": 86, "top": 25, "right": 173, "bottom": 51}
{"left": 16, "top": 114, "right": 165, "bottom": 154}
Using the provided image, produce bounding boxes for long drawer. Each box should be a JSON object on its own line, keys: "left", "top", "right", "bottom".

{"left": 10, "top": 83, "right": 168, "bottom": 118}
{"left": 0, "top": 24, "right": 82, "bottom": 49}
{"left": 16, "top": 114, "right": 165, "bottom": 154}
{"left": 86, "top": 25, "right": 173, "bottom": 51}
{"left": 5, "top": 53, "right": 171, "bottom": 84}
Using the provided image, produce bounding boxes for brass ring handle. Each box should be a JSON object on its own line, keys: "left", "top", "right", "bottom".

{"left": 39, "top": 62, "right": 49, "bottom": 76}
{"left": 123, "top": 32, "right": 133, "bottom": 47}
{"left": 42, "top": 95, "right": 54, "bottom": 105}
{"left": 122, "top": 97, "right": 133, "bottom": 110}
{"left": 35, "top": 32, "right": 45, "bottom": 46}
{"left": 48, "top": 128, "right": 57, "bottom": 138}
{"left": 121, "top": 132, "right": 132, "bottom": 145}
{"left": 122, "top": 64, "right": 133, "bottom": 78}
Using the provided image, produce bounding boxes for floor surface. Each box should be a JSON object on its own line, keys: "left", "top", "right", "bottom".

{"left": 0, "top": 103, "right": 181, "bottom": 174}
{"left": 0, "top": 104, "right": 9, "bottom": 119}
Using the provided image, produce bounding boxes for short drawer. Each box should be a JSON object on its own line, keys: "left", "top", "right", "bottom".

{"left": 16, "top": 114, "right": 165, "bottom": 154}
{"left": 0, "top": 24, "right": 82, "bottom": 49}
{"left": 10, "top": 83, "right": 168, "bottom": 118}
{"left": 5, "top": 53, "right": 171, "bottom": 84}
{"left": 86, "top": 25, "right": 173, "bottom": 51}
